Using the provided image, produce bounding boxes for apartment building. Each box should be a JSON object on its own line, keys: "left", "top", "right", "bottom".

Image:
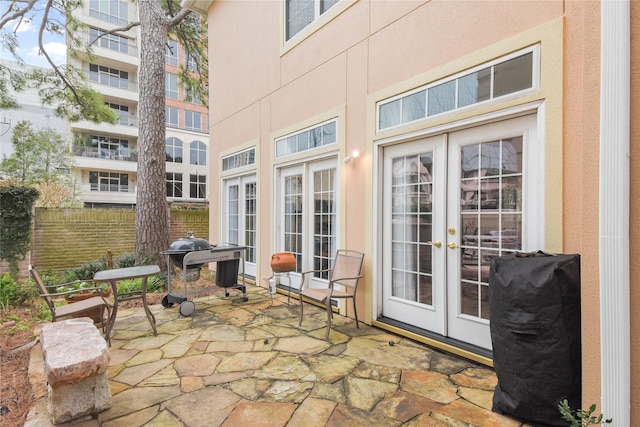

{"left": 68, "top": 0, "right": 209, "bottom": 208}
{"left": 186, "top": 0, "right": 638, "bottom": 421}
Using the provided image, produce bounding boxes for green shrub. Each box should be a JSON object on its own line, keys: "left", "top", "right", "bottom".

{"left": 115, "top": 274, "right": 166, "bottom": 295}
{"left": 0, "top": 273, "right": 18, "bottom": 307}
{"left": 148, "top": 273, "right": 167, "bottom": 293}
{"left": 14, "top": 279, "right": 40, "bottom": 306}
{"left": 34, "top": 301, "right": 52, "bottom": 322}
{"left": 64, "top": 259, "right": 107, "bottom": 281}
{"left": 115, "top": 252, "right": 136, "bottom": 268}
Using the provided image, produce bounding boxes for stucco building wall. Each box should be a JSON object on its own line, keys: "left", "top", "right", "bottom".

{"left": 199, "top": 0, "right": 638, "bottom": 416}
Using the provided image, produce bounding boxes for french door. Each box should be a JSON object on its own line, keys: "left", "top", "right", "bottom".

{"left": 381, "top": 114, "right": 541, "bottom": 350}
{"left": 223, "top": 175, "right": 257, "bottom": 278}
{"left": 276, "top": 158, "right": 338, "bottom": 291}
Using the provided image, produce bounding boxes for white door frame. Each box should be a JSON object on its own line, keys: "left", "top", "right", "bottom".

{"left": 373, "top": 102, "right": 545, "bottom": 350}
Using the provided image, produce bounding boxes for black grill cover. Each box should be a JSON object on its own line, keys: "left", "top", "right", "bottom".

{"left": 489, "top": 252, "right": 581, "bottom": 426}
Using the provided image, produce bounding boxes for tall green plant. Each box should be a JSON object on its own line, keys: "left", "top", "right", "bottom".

{"left": 558, "top": 400, "right": 612, "bottom": 426}
{"left": 0, "top": 185, "right": 39, "bottom": 277}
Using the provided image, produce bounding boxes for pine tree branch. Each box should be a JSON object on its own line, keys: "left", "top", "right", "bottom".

{"left": 0, "top": 0, "right": 39, "bottom": 30}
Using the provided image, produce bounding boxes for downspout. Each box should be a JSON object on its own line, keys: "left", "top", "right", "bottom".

{"left": 599, "top": 1, "right": 630, "bottom": 424}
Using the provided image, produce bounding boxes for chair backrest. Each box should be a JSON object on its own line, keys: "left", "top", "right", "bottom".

{"left": 29, "top": 265, "right": 55, "bottom": 314}
{"left": 329, "top": 249, "right": 364, "bottom": 290}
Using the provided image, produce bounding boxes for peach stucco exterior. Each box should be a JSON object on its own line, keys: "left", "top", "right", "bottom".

{"left": 188, "top": 0, "right": 638, "bottom": 419}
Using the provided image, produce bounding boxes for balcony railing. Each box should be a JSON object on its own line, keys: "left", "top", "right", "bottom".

{"left": 83, "top": 30, "right": 139, "bottom": 58}
{"left": 87, "top": 71, "right": 139, "bottom": 92}
{"left": 74, "top": 146, "right": 138, "bottom": 162}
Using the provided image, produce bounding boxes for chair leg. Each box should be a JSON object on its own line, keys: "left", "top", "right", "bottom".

{"left": 298, "top": 297, "right": 304, "bottom": 326}
{"left": 352, "top": 297, "right": 360, "bottom": 329}
{"left": 324, "top": 297, "right": 332, "bottom": 340}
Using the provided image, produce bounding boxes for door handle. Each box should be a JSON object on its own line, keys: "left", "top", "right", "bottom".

{"left": 426, "top": 241, "right": 442, "bottom": 248}
{"left": 447, "top": 242, "right": 459, "bottom": 249}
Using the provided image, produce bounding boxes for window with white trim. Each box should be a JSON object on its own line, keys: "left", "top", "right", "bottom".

{"left": 285, "top": 0, "right": 340, "bottom": 41}
{"left": 166, "top": 39, "right": 178, "bottom": 66}
{"left": 165, "top": 73, "right": 179, "bottom": 99}
{"left": 89, "top": 0, "right": 128, "bottom": 26}
{"left": 184, "top": 84, "right": 201, "bottom": 104}
{"left": 185, "top": 51, "right": 199, "bottom": 72}
{"left": 185, "top": 110, "right": 202, "bottom": 131}
{"left": 108, "top": 103, "right": 129, "bottom": 125}
{"left": 275, "top": 119, "right": 337, "bottom": 158}
{"left": 377, "top": 48, "right": 538, "bottom": 131}
{"left": 190, "top": 174, "right": 206, "bottom": 199}
{"left": 222, "top": 148, "right": 256, "bottom": 171}
{"left": 165, "top": 137, "right": 183, "bottom": 163}
{"left": 166, "top": 172, "right": 183, "bottom": 197}
{"left": 190, "top": 141, "right": 207, "bottom": 166}
{"left": 89, "top": 64, "right": 129, "bottom": 89}
{"left": 166, "top": 106, "right": 178, "bottom": 127}
{"left": 89, "top": 171, "right": 129, "bottom": 192}
{"left": 90, "top": 28, "right": 129, "bottom": 54}
{"left": 89, "top": 135, "right": 129, "bottom": 159}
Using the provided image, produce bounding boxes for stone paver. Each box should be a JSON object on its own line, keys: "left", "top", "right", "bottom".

{"left": 27, "top": 285, "right": 528, "bottom": 427}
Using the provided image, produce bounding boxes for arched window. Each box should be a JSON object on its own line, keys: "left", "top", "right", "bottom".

{"left": 165, "top": 137, "right": 183, "bottom": 163}
{"left": 190, "top": 141, "right": 207, "bottom": 166}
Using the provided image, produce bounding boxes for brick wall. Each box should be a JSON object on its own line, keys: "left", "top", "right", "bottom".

{"left": 26, "top": 208, "right": 209, "bottom": 275}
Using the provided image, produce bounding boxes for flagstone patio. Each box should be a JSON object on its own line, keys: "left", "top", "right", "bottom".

{"left": 25, "top": 285, "right": 529, "bottom": 426}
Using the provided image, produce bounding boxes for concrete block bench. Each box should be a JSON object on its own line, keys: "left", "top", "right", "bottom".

{"left": 40, "top": 317, "right": 111, "bottom": 424}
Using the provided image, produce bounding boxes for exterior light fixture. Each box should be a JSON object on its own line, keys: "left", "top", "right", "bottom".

{"left": 343, "top": 150, "right": 360, "bottom": 163}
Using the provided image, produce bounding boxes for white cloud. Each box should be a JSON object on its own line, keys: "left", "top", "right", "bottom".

{"left": 24, "top": 41, "right": 66, "bottom": 66}
{"left": 14, "top": 20, "right": 33, "bottom": 33}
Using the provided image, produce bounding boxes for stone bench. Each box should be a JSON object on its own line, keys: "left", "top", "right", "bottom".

{"left": 40, "top": 317, "right": 111, "bottom": 424}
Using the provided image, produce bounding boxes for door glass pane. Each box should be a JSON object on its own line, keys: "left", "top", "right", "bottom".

{"left": 284, "top": 175, "right": 303, "bottom": 272}
{"left": 245, "top": 182, "right": 257, "bottom": 263}
{"left": 459, "top": 138, "right": 523, "bottom": 319}
{"left": 391, "top": 153, "right": 434, "bottom": 305}
{"left": 228, "top": 185, "right": 239, "bottom": 244}
{"left": 313, "top": 169, "right": 335, "bottom": 278}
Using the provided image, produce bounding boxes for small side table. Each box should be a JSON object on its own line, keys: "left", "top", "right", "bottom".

{"left": 94, "top": 265, "right": 160, "bottom": 345}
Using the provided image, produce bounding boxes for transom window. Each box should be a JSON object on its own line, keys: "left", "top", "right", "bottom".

{"left": 89, "top": 171, "right": 129, "bottom": 192}
{"left": 89, "top": 0, "right": 128, "bottom": 26}
{"left": 185, "top": 111, "right": 202, "bottom": 131}
{"left": 190, "top": 174, "right": 206, "bottom": 199}
{"left": 166, "top": 173, "right": 183, "bottom": 197}
{"left": 275, "top": 119, "right": 337, "bottom": 158}
{"left": 377, "top": 48, "right": 538, "bottom": 131}
{"left": 89, "top": 64, "right": 129, "bottom": 89}
{"left": 165, "top": 73, "right": 178, "bottom": 99}
{"left": 285, "top": 0, "right": 340, "bottom": 41}
{"left": 222, "top": 148, "right": 256, "bottom": 171}
{"left": 190, "top": 141, "right": 207, "bottom": 166}
{"left": 89, "top": 28, "right": 129, "bottom": 54}
{"left": 165, "top": 137, "right": 183, "bottom": 163}
{"left": 166, "top": 106, "right": 178, "bottom": 127}
{"left": 166, "top": 39, "right": 178, "bottom": 66}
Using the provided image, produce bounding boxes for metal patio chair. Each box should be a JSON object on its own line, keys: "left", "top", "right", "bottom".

{"left": 29, "top": 265, "right": 112, "bottom": 334}
{"left": 298, "top": 249, "right": 364, "bottom": 340}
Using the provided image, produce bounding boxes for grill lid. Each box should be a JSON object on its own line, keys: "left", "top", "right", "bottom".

{"left": 168, "top": 231, "right": 211, "bottom": 254}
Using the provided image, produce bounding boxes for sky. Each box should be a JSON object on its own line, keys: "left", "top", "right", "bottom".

{"left": 0, "top": 1, "right": 67, "bottom": 68}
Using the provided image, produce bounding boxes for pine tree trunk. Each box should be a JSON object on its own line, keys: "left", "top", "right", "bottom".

{"left": 136, "top": 0, "right": 170, "bottom": 269}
